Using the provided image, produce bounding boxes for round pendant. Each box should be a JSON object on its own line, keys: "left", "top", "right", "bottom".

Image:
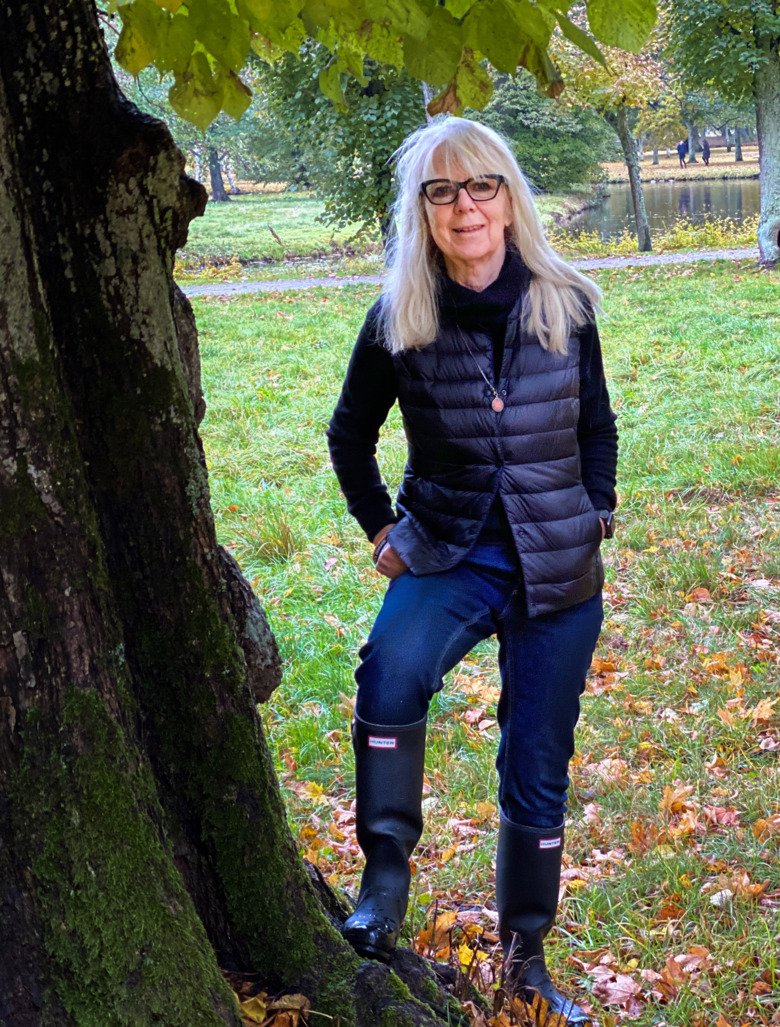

{"left": 491, "top": 396, "right": 505, "bottom": 412}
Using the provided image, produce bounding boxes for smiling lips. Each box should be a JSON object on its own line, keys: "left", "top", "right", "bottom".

{"left": 453, "top": 224, "right": 484, "bottom": 233}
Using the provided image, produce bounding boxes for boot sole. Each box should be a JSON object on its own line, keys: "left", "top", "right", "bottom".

{"left": 342, "top": 928, "right": 394, "bottom": 964}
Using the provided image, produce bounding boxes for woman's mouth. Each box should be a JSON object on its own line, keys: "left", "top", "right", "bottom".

{"left": 453, "top": 225, "right": 484, "bottom": 234}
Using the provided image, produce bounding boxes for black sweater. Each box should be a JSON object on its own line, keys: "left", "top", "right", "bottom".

{"left": 328, "top": 252, "right": 618, "bottom": 542}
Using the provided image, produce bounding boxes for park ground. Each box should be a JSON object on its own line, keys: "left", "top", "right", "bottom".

{"left": 176, "top": 158, "right": 761, "bottom": 284}
{"left": 602, "top": 145, "right": 760, "bottom": 184}
{"left": 193, "top": 259, "right": 779, "bottom": 1025}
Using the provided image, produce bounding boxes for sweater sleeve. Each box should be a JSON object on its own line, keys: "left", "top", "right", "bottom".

{"left": 577, "top": 317, "right": 618, "bottom": 512}
{"left": 326, "top": 305, "right": 400, "bottom": 541}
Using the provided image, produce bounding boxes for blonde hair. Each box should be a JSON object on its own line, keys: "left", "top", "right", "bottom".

{"left": 378, "top": 117, "right": 601, "bottom": 355}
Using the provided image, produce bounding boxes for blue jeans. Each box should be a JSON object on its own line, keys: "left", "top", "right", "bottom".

{"left": 354, "top": 540, "right": 604, "bottom": 830}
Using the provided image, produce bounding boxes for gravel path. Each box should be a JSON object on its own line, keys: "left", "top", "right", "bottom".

{"left": 181, "top": 246, "right": 757, "bottom": 299}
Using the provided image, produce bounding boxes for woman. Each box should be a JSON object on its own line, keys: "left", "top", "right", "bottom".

{"left": 327, "top": 117, "right": 617, "bottom": 1021}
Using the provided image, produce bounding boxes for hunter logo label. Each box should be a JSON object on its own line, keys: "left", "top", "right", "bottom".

{"left": 539, "top": 837, "right": 562, "bottom": 850}
{"left": 368, "top": 736, "right": 397, "bottom": 749}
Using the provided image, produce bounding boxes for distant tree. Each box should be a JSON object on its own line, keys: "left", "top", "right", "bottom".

{"left": 474, "top": 70, "right": 617, "bottom": 191}
{"left": 636, "top": 92, "right": 685, "bottom": 162}
{"left": 118, "top": 66, "right": 293, "bottom": 194}
{"left": 664, "top": 0, "right": 780, "bottom": 263}
{"left": 254, "top": 48, "right": 424, "bottom": 238}
{"left": 557, "top": 35, "right": 664, "bottom": 250}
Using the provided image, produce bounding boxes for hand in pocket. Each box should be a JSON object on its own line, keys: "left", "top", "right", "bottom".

{"left": 375, "top": 542, "right": 409, "bottom": 580}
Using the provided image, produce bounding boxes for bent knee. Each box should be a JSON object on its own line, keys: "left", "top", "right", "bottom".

{"left": 354, "top": 634, "right": 438, "bottom": 724}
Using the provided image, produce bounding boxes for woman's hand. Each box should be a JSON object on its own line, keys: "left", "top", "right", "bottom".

{"left": 372, "top": 524, "right": 409, "bottom": 580}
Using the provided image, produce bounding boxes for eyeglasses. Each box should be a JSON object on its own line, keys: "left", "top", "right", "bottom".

{"left": 420, "top": 175, "right": 506, "bottom": 205}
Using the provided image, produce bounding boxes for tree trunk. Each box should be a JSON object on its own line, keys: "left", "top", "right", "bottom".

{"left": 0, "top": 4, "right": 471, "bottom": 1024}
{"left": 734, "top": 126, "right": 744, "bottom": 161}
{"left": 754, "top": 37, "right": 780, "bottom": 265}
{"left": 652, "top": 147, "right": 659, "bottom": 165}
{"left": 613, "top": 104, "right": 652, "bottom": 251}
{"left": 225, "top": 163, "right": 241, "bottom": 195}
{"left": 686, "top": 123, "right": 699, "bottom": 163}
{"left": 208, "top": 147, "right": 230, "bottom": 201}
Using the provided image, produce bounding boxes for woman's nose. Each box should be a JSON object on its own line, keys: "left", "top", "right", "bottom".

{"left": 453, "top": 187, "right": 476, "bottom": 213}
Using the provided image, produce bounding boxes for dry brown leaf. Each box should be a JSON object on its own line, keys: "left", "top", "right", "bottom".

{"left": 660, "top": 783, "right": 696, "bottom": 815}
{"left": 753, "top": 814, "right": 780, "bottom": 840}
{"left": 591, "top": 657, "right": 618, "bottom": 673}
{"left": 749, "top": 697, "right": 777, "bottom": 724}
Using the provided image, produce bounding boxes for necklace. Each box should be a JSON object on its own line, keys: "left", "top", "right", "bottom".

{"left": 456, "top": 328, "right": 505, "bottom": 412}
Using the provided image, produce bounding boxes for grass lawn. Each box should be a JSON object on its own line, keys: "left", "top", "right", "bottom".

{"left": 194, "top": 261, "right": 779, "bottom": 1025}
{"left": 176, "top": 189, "right": 589, "bottom": 279}
{"left": 178, "top": 192, "right": 373, "bottom": 269}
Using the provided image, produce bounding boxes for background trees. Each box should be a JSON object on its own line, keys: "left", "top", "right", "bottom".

{"left": 664, "top": 0, "right": 780, "bottom": 262}
{"left": 473, "top": 70, "right": 617, "bottom": 192}
{"left": 555, "top": 39, "right": 664, "bottom": 250}
{"left": 254, "top": 48, "right": 424, "bottom": 237}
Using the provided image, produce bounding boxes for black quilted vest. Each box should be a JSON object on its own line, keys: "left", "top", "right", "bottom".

{"left": 386, "top": 298, "right": 604, "bottom": 617}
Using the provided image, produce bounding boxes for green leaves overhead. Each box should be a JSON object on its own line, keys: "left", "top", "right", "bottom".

{"left": 586, "top": 0, "right": 658, "bottom": 52}
{"left": 111, "top": 0, "right": 658, "bottom": 129}
{"left": 403, "top": 6, "right": 462, "bottom": 85}
{"left": 169, "top": 49, "right": 223, "bottom": 128}
{"left": 116, "top": 0, "right": 166, "bottom": 75}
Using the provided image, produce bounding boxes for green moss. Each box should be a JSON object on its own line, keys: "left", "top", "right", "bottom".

{"left": 379, "top": 1012, "right": 417, "bottom": 1027}
{"left": 417, "top": 977, "right": 441, "bottom": 1006}
{"left": 0, "top": 453, "right": 48, "bottom": 544}
{"left": 12, "top": 690, "right": 239, "bottom": 1026}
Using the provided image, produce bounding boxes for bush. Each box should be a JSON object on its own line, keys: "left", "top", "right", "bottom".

{"left": 472, "top": 72, "right": 618, "bottom": 192}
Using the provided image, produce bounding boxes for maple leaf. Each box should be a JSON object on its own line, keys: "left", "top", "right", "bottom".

{"left": 591, "top": 969, "right": 643, "bottom": 1006}
{"left": 660, "top": 783, "right": 696, "bottom": 815}
{"left": 752, "top": 814, "right": 780, "bottom": 840}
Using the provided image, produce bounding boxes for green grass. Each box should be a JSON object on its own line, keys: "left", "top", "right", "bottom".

{"left": 194, "top": 260, "right": 779, "bottom": 1025}
{"left": 175, "top": 189, "right": 587, "bottom": 278}
{"left": 178, "top": 192, "right": 375, "bottom": 268}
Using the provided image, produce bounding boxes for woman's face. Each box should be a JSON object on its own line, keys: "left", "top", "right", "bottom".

{"left": 423, "top": 153, "right": 512, "bottom": 280}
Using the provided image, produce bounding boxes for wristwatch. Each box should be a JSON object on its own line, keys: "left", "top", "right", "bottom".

{"left": 598, "top": 509, "right": 615, "bottom": 539}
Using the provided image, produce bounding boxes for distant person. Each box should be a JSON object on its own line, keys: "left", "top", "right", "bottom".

{"left": 328, "top": 117, "right": 617, "bottom": 1022}
{"left": 701, "top": 138, "right": 711, "bottom": 165}
{"left": 676, "top": 140, "right": 687, "bottom": 168}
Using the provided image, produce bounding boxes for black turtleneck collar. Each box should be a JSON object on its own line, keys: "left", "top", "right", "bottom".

{"left": 438, "top": 247, "right": 530, "bottom": 334}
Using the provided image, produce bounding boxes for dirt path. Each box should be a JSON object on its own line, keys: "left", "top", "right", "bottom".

{"left": 181, "top": 246, "right": 757, "bottom": 299}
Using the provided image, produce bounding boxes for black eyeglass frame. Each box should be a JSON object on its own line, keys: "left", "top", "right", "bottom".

{"left": 420, "top": 174, "right": 507, "bottom": 205}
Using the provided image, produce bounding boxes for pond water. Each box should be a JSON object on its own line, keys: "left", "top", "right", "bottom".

{"left": 567, "top": 178, "right": 760, "bottom": 240}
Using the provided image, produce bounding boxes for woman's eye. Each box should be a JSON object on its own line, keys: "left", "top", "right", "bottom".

{"left": 471, "top": 179, "right": 493, "bottom": 194}
{"left": 431, "top": 185, "right": 454, "bottom": 200}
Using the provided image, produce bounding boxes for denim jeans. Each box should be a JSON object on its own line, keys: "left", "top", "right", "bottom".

{"left": 354, "top": 540, "right": 604, "bottom": 830}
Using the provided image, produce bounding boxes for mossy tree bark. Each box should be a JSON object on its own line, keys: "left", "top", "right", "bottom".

{"left": 0, "top": 4, "right": 471, "bottom": 1025}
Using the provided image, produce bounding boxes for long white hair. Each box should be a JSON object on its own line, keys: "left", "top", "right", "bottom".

{"left": 378, "top": 117, "right": 601, "bottom": 355}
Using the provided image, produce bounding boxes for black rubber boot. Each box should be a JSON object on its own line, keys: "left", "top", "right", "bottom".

{"left": 496, "top": 816, "right": 592, "bottom": 1024}
{"left": 341, "top": 713, "right": 427, "bottom": 962}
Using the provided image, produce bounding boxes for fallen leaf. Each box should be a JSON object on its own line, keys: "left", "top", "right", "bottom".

{"left": 239, "top": 995, "right": 267, "bottom": 1024}
{"left": 660, "top": 783, "right": 696, "bottom": 815}
{"left": 753, "top": 815, "right": 780, "bottom": 840}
